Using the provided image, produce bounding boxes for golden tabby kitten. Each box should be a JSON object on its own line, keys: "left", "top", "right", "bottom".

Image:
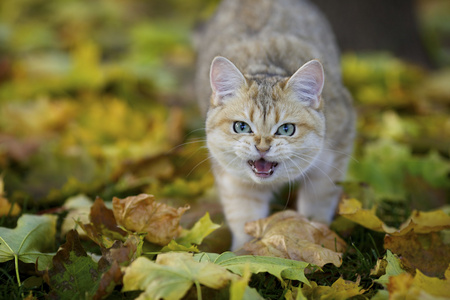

{"left": 195, "top": 0, "right": 355, "bottom": 250}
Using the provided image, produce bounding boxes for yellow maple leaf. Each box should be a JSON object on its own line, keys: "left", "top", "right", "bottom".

{"left": 387, "top": 267, "right": 450, "bottom": 299}
{"left": 300, "top": 276, "right": 367, "bottom": 300}
{"left": 338, "top": 198, "right": 450, "bottom": 235}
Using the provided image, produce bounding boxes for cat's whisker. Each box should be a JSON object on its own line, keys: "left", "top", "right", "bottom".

{"left": 291, "top": 153, "right": 346, "bottom": 177}
{"left": 282, "top": 161, "right": 292, "bottom": 210}
{"left": 186, "top": 156, "right": 212, "bottom": 178}
{"left": 290, "top": 154, "right": 337, "bottom": 187}
{"left": 296, "top": 146, "right": 358, "bottom": 162}
{"left": 169, "top": 138, "right": 208, "bottom": 153}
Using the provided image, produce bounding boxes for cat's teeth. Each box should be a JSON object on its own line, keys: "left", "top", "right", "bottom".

{"left": 248, "top": 159, "right": 278, "bottom": 178}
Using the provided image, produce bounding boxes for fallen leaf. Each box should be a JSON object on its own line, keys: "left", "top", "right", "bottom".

{"left": 384, "top": 231, "right": 450, "bottom": 277}
{"left": 387, "top": 268, "right": 450, "bottom": 299}
{"left": 244, "top": 210, "right": 346, "bottom": 267}
{"left": 194, "top": 251, "right": 311, "bottom": 286}
{"left": 374, "top": 250, "right": 406, "bottom": 286}
{"left": 60, "top": 194, "right": 93, "bottom": 236}
{"left": 93, "top": 233, "right": 144, "bottom": 299}
{"left": 93, "top": 260, "right": 122, "bottom": 300}
{"left": 40, "top": 230, "right": 107, "bottom": 299}
{"left": 0, "top": 214, "right": 56, "bottom": 271}
{"left": 122, "top": 252, "right": 237, "bottom": 300}
{"left": 300, "top": 276, "right": 367, "bottom": 300}
{"left": 176, "top": 212, "right": 221, "bottom": 246}
{"left": 339, "top": 198, "right": 450, "bottom": 235}
{"left": 229, "top": 265, "right": 264, "bottom": 300}
{"left": 112, "top": 193, "right": 189, "bottom": 245}
{"left": 78, "top": 197, "right": 127, "bottom": 248}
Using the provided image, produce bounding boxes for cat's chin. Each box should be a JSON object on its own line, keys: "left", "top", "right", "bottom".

{"left": 248, "top": 159, "right": 279, "bottom": 179}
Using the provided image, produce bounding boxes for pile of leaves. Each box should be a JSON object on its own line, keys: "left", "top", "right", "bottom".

{"left": 1, "top": 0, "right": 450, "bottom": 299}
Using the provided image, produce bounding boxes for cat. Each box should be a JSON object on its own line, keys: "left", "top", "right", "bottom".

{"left": 195, "top": 0, "right": 355, "bottom": 250}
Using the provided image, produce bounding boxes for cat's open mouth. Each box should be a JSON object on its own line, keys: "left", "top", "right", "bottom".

{"left": 248, "top": 159, "right": 278, "bottom": 178}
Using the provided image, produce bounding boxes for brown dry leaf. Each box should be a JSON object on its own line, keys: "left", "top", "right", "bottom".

{"left": 244, "top": 210, "right": 346, "bottom": 267}
{"left": 339, "top": 198, "right": 450, "bottom": 236}
{"left": 300, "top": 276, "right": 367, "bottom": 299}
{"left": 112, "top": 193, "right": 189, "bottom": 245}
{"left": 78, "top": 197, "right": 127, "bottom": 248}
{"left": 93, "top": 234, "right": 143, "bottom": 300}
{"left": 387, "top": 267, "right": 450, "bottom": 299}
{"left": 384, "top": 231, "right": 450, "bottom": 278}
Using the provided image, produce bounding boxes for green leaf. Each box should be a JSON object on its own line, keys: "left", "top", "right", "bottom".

{"left": 0, "top": 214, "right": 56, "bottom": 271}
{"left": 122, "top": 252, "right": 238, "bottom": 300}
{"left": 375, "top": 250, "right": 406, "bottom": 286}
{"left": 40, "top": 230, "right": 106, "bottom": 299}
{"left": 194, "top": 252, "right": 311, "bottom": 286}
{"left": 177, "top": 212, "right": 221, "bottom": 246}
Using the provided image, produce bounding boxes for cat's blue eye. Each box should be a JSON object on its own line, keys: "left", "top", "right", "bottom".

{"left": 276, "top": 123, "right": 295, "bottom": 136}
{"left": 233, "top": 121, "right": 252, "bottom": 134}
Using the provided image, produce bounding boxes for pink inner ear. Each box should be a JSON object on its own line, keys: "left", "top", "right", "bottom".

{"left": 210, "top": 57, "right": 246, "bottom": 103}
{"left": 286, "top": 60, "right": 324, "bottom": 109}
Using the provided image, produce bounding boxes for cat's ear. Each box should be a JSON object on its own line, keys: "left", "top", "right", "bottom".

{"left": 286, "top": 60, "right": 324, "bottom": 109}
{"left": 210, "top": 56, "right": 246, "bottom": 105}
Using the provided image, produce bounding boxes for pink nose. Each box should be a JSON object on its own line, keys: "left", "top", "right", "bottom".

{"left": 255, "top": 145, "right": 271, "bottom": 156}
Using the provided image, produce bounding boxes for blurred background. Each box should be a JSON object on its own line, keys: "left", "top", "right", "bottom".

{"left": 0, "top": 0, "right": 449, "bottom": 219}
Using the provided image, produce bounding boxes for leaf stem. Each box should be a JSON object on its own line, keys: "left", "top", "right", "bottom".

{"left": 14, "top": 255, "right": 21, "bottom": 286}
{"left": 195, "top": 281, "right": 202, "bottom": 300}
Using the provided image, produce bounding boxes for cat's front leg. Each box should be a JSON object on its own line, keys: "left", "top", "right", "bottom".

{"left": 297, "top": 149, "right": 348, "bottom": 224}
{"left": 215, "top": 171, "right": 273, "bottom": 250}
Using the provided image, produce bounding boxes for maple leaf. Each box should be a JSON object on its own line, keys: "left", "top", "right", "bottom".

{"left": 0, "top": 214, "right": 56, "bottom": 285}
{"left": 78, "top": 196, "right": 127, "bottom": 248}
{"left": 339, "top": 198, "right": 450, "bottom": 235}
{"left": 373, "top": 250, "right": 406, "bottom": 286}
{"left": 243, "top": 210, "right": 346, "bottom": 267}
{"left": 387, "top": 267, "right": 450, "bottom": 299}
{"left": 112, "top": 193, "right": 189, "bottom": 245}
{"left": 60, "top": 194, "right": 93, "bottom": 237}
{"left": 93, "top": 234, "right": 144, "bottom": 300}
{"left": 160, "top": 212, "right": 221, "bottom": 252}
{"left": 299, "top": 276, "right": 367, "bottom": 300}
{"left": 122, "top": 252, "right": 238, "bottom": 300}
{"left": 39, "top": 230, "right": 108, "bottom": 299}
{"left": 194, "top": 252, "right": 311, "bottom": 286}
{"left": 384, "top": 231, "right": 450, "bottom": 278}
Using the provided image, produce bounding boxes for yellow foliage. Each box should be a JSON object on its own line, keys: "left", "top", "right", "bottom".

{"left": 339, "top": 198, "right": 450, "bottom": 235}
{"left": 301, "top": 276, "right": 367, "bottom": 300}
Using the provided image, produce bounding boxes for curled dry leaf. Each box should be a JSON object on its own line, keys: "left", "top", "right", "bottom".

{"left": 244, "top": 210, "right": 346, "bottom": 267}
{"left": 112, "top": 193, "right": 189, "bottom": 245}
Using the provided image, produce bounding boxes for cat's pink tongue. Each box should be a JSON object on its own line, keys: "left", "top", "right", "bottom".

{"left": 254, "top": 159, "right": 273, "bottom": 173}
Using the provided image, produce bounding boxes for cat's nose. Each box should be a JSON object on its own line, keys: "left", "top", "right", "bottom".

{"left": 255, "top": 145, "right": 271, "bottom": 156}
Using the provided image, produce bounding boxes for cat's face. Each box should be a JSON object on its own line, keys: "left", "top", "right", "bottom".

{"left": 206, "top": 57, "right": 326, "bottom": 184}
